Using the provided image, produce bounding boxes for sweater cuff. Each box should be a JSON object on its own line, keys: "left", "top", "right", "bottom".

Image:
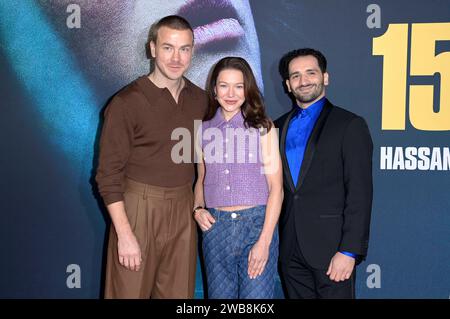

{"left": 102, "top": 193, "right": 124, "bottom": 206}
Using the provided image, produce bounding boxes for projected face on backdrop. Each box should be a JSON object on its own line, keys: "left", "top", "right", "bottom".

{"left": 43, "top": 0, "right": 263, "bottom": 91}
{"left": 0, "top": 0, "right": 263, "bottom": 166}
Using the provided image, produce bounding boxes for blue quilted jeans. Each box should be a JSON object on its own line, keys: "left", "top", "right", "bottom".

{"left": 202, "top": 205, "right": 279, "bottom": 299}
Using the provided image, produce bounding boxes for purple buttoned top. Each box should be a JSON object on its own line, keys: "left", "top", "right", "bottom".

{"left": 200, "top": 109, "right": 269, "bottom": 208}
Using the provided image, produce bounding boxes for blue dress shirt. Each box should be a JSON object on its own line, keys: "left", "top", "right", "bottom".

{"left": 285, "top": 97, "right": 325, "bottom": 186}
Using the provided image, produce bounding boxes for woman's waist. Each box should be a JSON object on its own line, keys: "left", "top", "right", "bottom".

{"left": 208, "top": 205, "right": 266, "bottom": 220}
{"left": 213, "top": 205, "right": 255, "bottom": 212}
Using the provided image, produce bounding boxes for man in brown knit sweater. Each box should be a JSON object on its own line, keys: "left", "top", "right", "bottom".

{"left": 96, "top": 15, "right": 207, "bottom": 298}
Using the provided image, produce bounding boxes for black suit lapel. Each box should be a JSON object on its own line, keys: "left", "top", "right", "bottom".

{"left": 295, "top": 101, "right": 333, "bottom": 192}
{"left": 280, "top": 108, "right": 298, "bottom": 193}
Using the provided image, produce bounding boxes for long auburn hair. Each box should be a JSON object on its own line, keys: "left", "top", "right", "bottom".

{"left": 204, "top": 57, "right": 272, "bottom": 132}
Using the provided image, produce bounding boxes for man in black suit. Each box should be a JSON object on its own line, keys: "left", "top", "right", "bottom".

{"left": 275, "top": 48, "right": 373, "bottom": 299}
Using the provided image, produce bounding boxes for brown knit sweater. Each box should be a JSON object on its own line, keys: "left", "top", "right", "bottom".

{"left": 96, "top": 76, "right": 207, "bottom": 205}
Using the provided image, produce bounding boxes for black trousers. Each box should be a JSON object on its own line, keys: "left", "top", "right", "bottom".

{"left": 279, "top": 239, "right": 355, "bottom": 299}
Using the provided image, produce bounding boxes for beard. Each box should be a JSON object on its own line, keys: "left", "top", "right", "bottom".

{"left": 292, "top": 83, "right": 325, "bottom": 104}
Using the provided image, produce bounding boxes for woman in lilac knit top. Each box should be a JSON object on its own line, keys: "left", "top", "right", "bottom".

{"left": 193, "top": 57, "right": 283, "bottom": 298}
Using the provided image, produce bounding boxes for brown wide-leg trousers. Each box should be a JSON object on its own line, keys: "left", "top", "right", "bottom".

{"left": 104, "top": 178, "right": 196, "bottom": 299}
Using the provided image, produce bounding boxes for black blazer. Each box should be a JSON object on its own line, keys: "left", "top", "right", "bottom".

{"left": 274, "top": 99, "right": 373, "bottom": 269}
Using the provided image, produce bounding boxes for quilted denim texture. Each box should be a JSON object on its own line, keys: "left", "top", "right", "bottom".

{"left": 202, "top": 205, "right": 279, "bottom": 299}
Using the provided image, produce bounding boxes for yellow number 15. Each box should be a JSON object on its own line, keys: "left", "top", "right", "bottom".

{"left": 373, "top": 23, "right": 450, "bottom": 131}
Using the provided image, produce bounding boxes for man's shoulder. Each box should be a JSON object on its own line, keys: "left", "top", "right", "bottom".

{"left": 114, "top": 78, "right": 147, "bottom": 101}
{"left": 185, "top": 78, "right": 208, "bottom": 104}
{"left": 184, "top": 78, "right": 208, "bottom": 116}
{"left": 327, "top": 102, "right": 370, "bottom": 137}
{"left": 328, "top": 102, "right": 363, "bottom": 123}
{"left": 187, "top": 79, "right": 206, "bottom": 96}
{"left": 103, "top": 79, "right": 148, "bottom": 116}
{"left": 274, "top": 109, "right": 294, "bottom": 128}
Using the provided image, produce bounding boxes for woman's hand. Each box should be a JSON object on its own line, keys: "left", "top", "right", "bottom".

{"left": 248, "top": 239, "right": 270, "bottom": 279}
{"left": 193, "top": 208, "right": 216, "bottom": 232}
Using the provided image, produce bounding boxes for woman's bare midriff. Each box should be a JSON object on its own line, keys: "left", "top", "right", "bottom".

{"left": 214, "top": 205, "right": 255, "bottom": 212}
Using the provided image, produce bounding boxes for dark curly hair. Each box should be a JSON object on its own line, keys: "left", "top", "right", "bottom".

{"left": 278, "top": 48, "right": 327, "bottom": 80}
{"left": 205, "top": 57, "right": 272, "bottom": 132}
